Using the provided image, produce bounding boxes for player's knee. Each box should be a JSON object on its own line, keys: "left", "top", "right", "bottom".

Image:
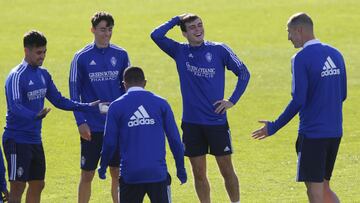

{"left": 222, "top": 171, "right": 237, "bottom": 182}
{"left": 28, "top": 181, "right": 45, "bottom": 192}
{"left": 81, "top": 170, "right": 95, "bottom": 182}
{"left": 10, "top": 182, "right": 26, "bottom": 195}
{"left": 220, "top": 167, "right": 237, "bottom": 180}
{"left": 323, "top": 185, "right": 337, "bottom": 199}
{"left": 323, "top": 180, "right": 331, "bottom": 190}
{"left": 307, "top": 187, "right": 323, "bottom": 201}
{"left": 109, "top": 167, "right": 119, "bottom": 177}
{"left": 192, "top": 168, "right": 207, "bottom": 181}
{"left": 38, "top": 181, "right": 45, "bottom": 191}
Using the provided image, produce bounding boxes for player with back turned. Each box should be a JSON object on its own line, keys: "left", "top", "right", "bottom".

{"left": 252, "top": 13, "right": 347, "bottom": 203}
{"left": 98, "top": 66, "right": 186, "bottom": 203}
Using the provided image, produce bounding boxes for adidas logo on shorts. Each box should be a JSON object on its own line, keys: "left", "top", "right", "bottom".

{"left": 128, "top": 105, "right": 155, "bottom": 127}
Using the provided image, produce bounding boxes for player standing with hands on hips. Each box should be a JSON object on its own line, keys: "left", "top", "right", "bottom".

{"left": 151, "top": 13, "right": 250, "bottom": 203}
{"left": 98, "top": 66, "right": 186, "bottom": 203}
{"left": 252, "top": 12, "right": 346, "bottom": 203}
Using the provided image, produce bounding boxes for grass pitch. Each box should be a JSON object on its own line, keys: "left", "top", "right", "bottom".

{"left": 0, "top": 0, "right": 359, "bottom": 202}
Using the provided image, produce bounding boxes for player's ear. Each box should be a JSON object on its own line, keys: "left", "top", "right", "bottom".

{"left": 24, "top": 47, "right": 30, "bottom": 55}
{"left": 123, "top": 81, "right": 128, "bottom": 90}
{"left": 143, "top": 80, "right": 147, "bottom": 88}
{"left": 91, "top": 27, "right": 95, "bottom": 34}
{"left": 296, "top": 25, "right": 303, "bottom": 34}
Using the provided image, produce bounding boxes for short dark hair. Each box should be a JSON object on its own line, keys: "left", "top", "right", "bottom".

{"left": 23, "top": 30, "right": 47, "bottom": 48}
{"left": 180, "top": 14, "right": 200, "bottom": 32}
{"left": 288, "top": 12, "right": 313, "bottom": 29}
{"left": 123, "top": 66, "right": 145, "bottom": 85}
{"left": 91, "top": 11, "right": 114, "bottom": 28}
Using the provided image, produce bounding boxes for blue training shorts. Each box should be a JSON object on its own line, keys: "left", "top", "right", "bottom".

{"left": 181, "top": 121, "right": 232, "bottom": 157}
{"left": 295, "top": 134, "right": 341, "bottom": 182}
{"left": 119, "top": 174, "right": 171, "bottom": 203}
{"left": 3, "top": 139, "right": 45, "bottom": 181}
{"left": 80, "top": 132, "right": 120, "bottom": 170}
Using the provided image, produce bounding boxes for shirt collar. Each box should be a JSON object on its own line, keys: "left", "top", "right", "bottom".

{"left": 21, "top": 59, "right": 28, "bottom": 66}
{"left": 303, "top": 39, "right": 321, "bottom": 48}
{"left": 93, "top": 42, "right": 110, "bottom": 52}
{"left": 22, "top": 59, "right": 39, "bottom": 69}
{"left": 127, "top": 86, "right": 146, "bottom": 92}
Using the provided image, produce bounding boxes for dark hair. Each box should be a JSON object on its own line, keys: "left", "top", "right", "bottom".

{"left": 23, "top": 30, "right": 47, "bottom": 48}
{"left": 91, "top": 11, "right": 114, "bottom": 28}
{"left": 288, "top": 12, "right": 313, "bottom": 28}
{"left": 180, "top": 14, "right": 200, "bottom": 32}
{"left": 123, "top": 66, "right": 145, "bottom": 85}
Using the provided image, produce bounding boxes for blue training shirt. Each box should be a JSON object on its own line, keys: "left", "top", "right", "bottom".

{"left": 151, "top": 16, "right": 250, "bottom": 125}
{"left": 3, "top": 60, "right": 97, "bottom": 144}
{"left": 268, "top": 39, "right": 347, "bottom": 138}
{"left": 69, "top": 43, "right": 130, "bottom": 132}
{"left": 99, "top": 87, "right": 185, "bottom": 184}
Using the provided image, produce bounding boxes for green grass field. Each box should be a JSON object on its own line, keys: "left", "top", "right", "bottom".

{"left": 0, "top": 0, "right": 359, "bottom": 202}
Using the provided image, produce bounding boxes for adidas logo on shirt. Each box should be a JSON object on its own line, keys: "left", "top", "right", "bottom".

{"left": 128, "top": 105, "right": 155, "bottom": 127}
{"left": 28, "top": 80, "right": 34, "bottom": 85}
{"left": 89, "top": 60, "right": 97, "bottom": 65}
{"left": 321, "top": 56, "right": 340, "bottom": 77}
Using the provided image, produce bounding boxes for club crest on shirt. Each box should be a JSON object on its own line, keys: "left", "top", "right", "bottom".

{"left": 111, "top": 56, "right": 117, "bottom": 67}
{"left": 205, "top": 52, "right": 212, "bottom": 62}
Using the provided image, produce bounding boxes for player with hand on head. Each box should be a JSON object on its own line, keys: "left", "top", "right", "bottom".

{"left": 151, "top": 13, "right": 250, "bottom": 203}
{"left": 98, "top": 66, "right": 186, "bottom": 203}
{"left": 252, "top": 12, "right": 346, "bottom": 203}
{"left": 2, "top": 30, "right": 100, "bottom": 203}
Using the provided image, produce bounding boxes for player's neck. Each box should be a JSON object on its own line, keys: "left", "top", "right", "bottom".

{"left": 24, "top": 58, "right": 38, "bottom": 68}
{"left": 301, "top": 35, "right": 315, "bottom": 47}
{"left": 94, "top": 41, "right": 109, "bottom": 48}
{"left": 189, "top": 40, "right": 204, "bottom": 47}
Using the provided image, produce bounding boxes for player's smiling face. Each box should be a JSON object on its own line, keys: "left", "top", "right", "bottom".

{"left": 25, "top": 46, "right": 46, "bottom": 66}
{"left": 182, "top": 18, "right": 204, "bottom": 46}
{"left": 92, "top": 20, "right": 113, "bottom": 48}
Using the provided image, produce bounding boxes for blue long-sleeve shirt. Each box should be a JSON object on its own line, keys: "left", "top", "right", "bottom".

{"left": 151, "top": 16, "right": 250, "bottom": 125}
{"left": 3, "top": 60, "right": 97, "bottom": 144}
{"left": 268, "top": 40, "right": 347, "bottom": 138}
{"left": 0, "top": 146, "right": 6, "bottom": 193}
{"left": 99, "top": 87, "right": 185, "bottom": 184}
{"left": 69, "top": 43, "right": 130, "bottom": 132}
